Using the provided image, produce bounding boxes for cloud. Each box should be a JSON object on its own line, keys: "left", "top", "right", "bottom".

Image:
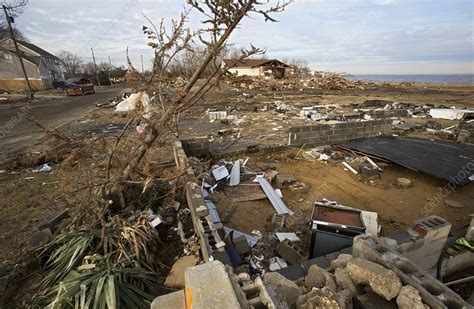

{"left": 15, "top": 0, "right": 473, "bottom": 74}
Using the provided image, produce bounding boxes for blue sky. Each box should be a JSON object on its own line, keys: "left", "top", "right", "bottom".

{"left": 13, "top": 0, "right": 474, "bottom": 74}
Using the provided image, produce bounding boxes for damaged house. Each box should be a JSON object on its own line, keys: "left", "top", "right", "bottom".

{"left": 222, "top": 58, "right": 289, "bottom": 78}
{"left": 0, "top": 39, "right": 64, "bottom": 91}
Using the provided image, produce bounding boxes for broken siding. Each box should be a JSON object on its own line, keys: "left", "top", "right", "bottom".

{"left": 227, "top": 66, "right": 263, "bottom": 76}
{"left": 0, "top": 51, "right": 43, "bottom": 91}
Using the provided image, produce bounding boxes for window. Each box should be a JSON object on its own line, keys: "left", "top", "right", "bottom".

{"left": 3, "top": 54, "right": 13, "bottom": 64}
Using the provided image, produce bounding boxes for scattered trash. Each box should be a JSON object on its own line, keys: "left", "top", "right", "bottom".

{"left": 258, "top": 177, "right": 294, "bottom": 215}
{"left": 269, "top": 257, "right": 288, "bottom": 271}
{"left": 150, "top": 216, "right": 164, "bottom": 228}
{"left": 34, "top": 163, "right": 52, "bottom": 173}
{"left": 342, "top": 162, "right": 358, "bottom": 175}
{"left": 309, "top": 199, "right": 379, "bottom": 258}
{"left": 229, "top": 160, "right": 240, "bottom": 187}
{"left": 209, "top": 110, "right": 227, "bottom": 121}
{"left": 212, "top": 165, "right": 229, "bottom": 181}
{"left": 275, "top": 232, "right": 301, "bottom": 243}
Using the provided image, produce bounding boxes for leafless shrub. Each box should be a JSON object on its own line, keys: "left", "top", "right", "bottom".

{"left": 102, "top": 1, "right": 292, "bottom": 207}
{"left": 57, "top": 50, "right": 83, "bottom": 75}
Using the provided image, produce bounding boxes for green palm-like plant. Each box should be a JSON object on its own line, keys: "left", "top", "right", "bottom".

{"left": 38, "top": 217, "right": 159, "bottom": 308}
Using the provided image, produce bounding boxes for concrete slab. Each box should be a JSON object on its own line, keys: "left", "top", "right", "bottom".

{"left": 151, "top": 290, "right": 185, "bottom": 309}
{"left": 185, "top": 261, "right": 240, "bottom": 309}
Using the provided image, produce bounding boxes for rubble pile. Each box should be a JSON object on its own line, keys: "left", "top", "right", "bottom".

{"left": 226, "top": 73, "right": 376, "bottom": 92}
{"left": 261, "top": 254, "right": 428, "bottom": 309}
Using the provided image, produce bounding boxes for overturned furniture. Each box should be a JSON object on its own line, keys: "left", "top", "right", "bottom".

{"left": 309, "top": 199, "right": 378, "bottom": 258}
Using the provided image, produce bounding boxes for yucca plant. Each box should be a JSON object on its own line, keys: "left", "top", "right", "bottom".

{"left": 38, "top": 216, "right": 159, "bottom": 308}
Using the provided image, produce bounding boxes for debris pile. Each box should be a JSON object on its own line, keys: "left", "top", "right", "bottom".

{"left": 262, "top": 255, "right": 416, "bottom": 308}
{"left": 226, "top": 73, "right": 376, "bottom": 91}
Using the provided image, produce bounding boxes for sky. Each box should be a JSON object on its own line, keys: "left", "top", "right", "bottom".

{"left": 10, "top": 0, "right": 474, "bottom": 74}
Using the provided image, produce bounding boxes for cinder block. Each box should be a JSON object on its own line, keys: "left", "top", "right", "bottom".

{"left": 290, "top": 126, "right": 303, "bottom": 133}
{"left": 277, "top": 239, "right": 307, "bottom": 265}
{"left": 331, "top": 135, "right": 347, "bottom": 143}
{"left": 346, "top": 133, "right": 356, "bottom": 140}
{"left": 317, "top": 136, "right": 330, "bottom": 143}
{"left": 313, "top": 124, "right": 331, "bottom": 131}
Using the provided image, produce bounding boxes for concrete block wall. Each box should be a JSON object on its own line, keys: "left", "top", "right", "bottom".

{"left": 288, "top": 119, "right": 393, "bottom": 146}
{"left": 181, "top": 136, "right": 210, "bottom": 156}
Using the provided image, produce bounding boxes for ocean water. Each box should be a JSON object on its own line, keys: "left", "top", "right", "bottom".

{"left": 347, "top": 74, "right": 473, "bottom": 84}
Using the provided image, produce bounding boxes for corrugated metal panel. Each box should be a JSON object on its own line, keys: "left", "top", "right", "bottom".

{"left": 202, "top": 190, "right": 220, "bottom": 224}
{"left": 258, "top": 177, "right": 294, "bottom": 215}
{"left": 229, "top": 160, "right": 240, "bottom": 187}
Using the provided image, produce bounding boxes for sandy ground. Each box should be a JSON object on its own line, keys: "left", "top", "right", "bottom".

{"left": 211, "top": 152, "right": 474, "bottom": 238}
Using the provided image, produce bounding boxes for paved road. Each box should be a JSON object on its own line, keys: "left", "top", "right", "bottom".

{"left": 0, "top": 84, "right": 128, "bottom": 156}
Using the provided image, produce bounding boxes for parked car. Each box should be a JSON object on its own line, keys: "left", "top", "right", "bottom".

{"left": 61, "top": 78, "right": 95, "bottom": 96}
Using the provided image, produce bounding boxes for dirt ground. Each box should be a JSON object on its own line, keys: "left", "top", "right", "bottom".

{"left": 211, "top": 152, "right": 474, "bottom": 238}
{"left": 1, "top": 80, "right": 473, "bottom": 264}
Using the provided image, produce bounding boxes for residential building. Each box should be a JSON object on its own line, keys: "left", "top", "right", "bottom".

{"left": 0, "top": 39, "right": 64, "bottom": 91}
{"left": 222, "top": 58, "right": 289, "bottom": 78}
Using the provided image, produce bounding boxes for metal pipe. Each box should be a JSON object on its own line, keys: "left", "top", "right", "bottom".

{"left": 445, "top": 276, "right": 474, "bottom": 286}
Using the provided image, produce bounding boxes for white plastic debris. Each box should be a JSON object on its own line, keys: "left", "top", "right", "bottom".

{"left": 365, "top": 157, "right": 382, "bottom": 171}
{"left": 275, "top": 232, "right": 301, "bottom": 243}
{"left": 115, "top": 92, "right": 143, "bottom": 112}
{"left": 319, "top": 153, "right": 331, "bottom": 161}
{"left": 342, "top": 162, "right": 358, "bottom": 174}
{"left": 208, "top": 111, "right": 227, "bottom": 121}
{"left": 275, "top": 189, "right": 283, "bottom": 198}
{"left": 251, "top": 230, "right": 263, "bottom": 238}
{"left": 35, "top": 163, "right": 52, "bottom": 173}
{"left": 212, "top": 165, "right": 229, "bottom": 181}
{"left": 429, "top": 108, "right": 474, "bottom": 120}
{"left": 150, "top": 216, "right": 164, "bottom": 228}
{"left": 269, "top": 257, "right": 288, "bottom": 271}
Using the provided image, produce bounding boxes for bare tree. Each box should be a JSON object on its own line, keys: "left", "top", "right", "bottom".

{"left": 98, "top": 61, "right": 113, "bottom": 72}
{"left": 104, "top": 0, "right": 292, "bottom": 205}
{"left": 1, "top": 0, "right": 28, "bottom": 43}
{"left": 80, "top": 62, "right": 96, "bottom": 76}
{"left": 57, "top": 50, "right": 82, "bottom": 75}
{"left": 288, "top": 58, "right": 311, "bottom": 76}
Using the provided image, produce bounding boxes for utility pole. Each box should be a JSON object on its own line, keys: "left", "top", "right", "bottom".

{"left": 2, "top": 5, "right": 33, "bottom": 99}
{"left": 108, "top": 56, "right": 112, "bottom": 85}
{"left": 90, "top": 48, "right": 101, "bottom": 86}
{"left": 141, "top": 54, "right": 144, "bottom": 74}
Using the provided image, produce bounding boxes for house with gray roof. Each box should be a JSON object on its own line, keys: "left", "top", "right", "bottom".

{"left": 0, "top": 39, "right": 64, "bottom": 91}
